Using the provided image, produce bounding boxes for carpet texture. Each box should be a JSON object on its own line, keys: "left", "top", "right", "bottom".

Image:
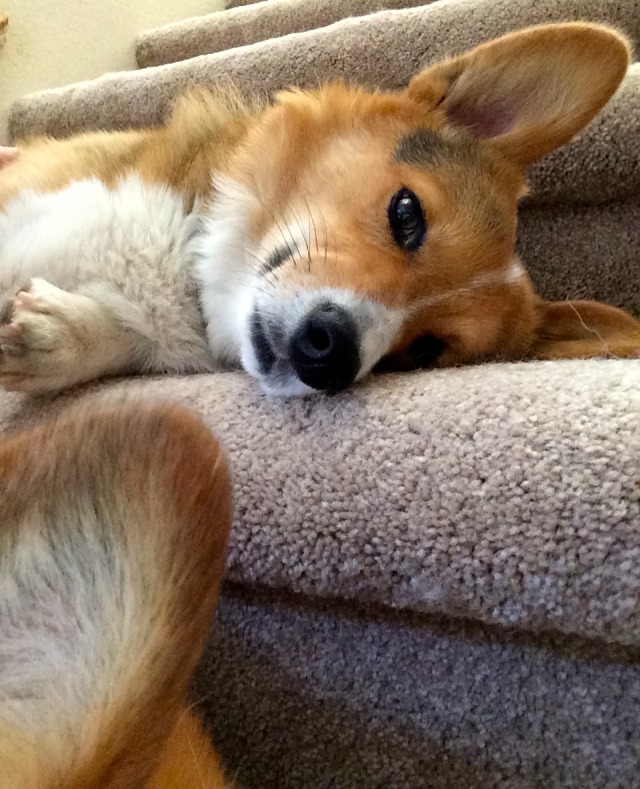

{"left": 516, "top": 198, "right": 640, "bottom": 317}
{"left": 195, "top": 587, "right": 640, "bottom": 788}
{"left": 226, "top": 0, "right": 268, "bottom": 8}
{"left": 136, "top": 0, "right": 434, "bottom": 68}
{"left": 1, "top": 358, "right": 638, "bottom": 647}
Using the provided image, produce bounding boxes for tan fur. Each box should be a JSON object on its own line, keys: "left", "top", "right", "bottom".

{"left": 408, "top": 23, "right": 630, "bottom": 165}
{"left": 531, "top": 299, "right": 640, "bottom": 360}
{"left": 0, "top": 89, "right": 259, "bottom": 212}
{"left": 1, "top": 23, "right": 638, "bottom": 396}
{"left": 148, "top": 710, "right": 228, "bottom": 789}
{"left": 0, "top": 400, "right": 232, "bottom": 787}
{"left": 217, "top": 23, "right": 638, "bottom": 366}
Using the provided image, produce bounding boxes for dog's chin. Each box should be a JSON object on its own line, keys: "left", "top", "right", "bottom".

{"left": 257, "top": 372, "right": 314, "bottom": 397}
{"left": 239, "top": 334, "right": 315, "bottom": 397}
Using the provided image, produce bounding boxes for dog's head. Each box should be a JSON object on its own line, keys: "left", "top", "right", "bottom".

{"left": 198, "top": 23, "right": 638, "bottom": 395}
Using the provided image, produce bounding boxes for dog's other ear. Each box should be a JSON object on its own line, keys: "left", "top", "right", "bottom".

{"left": 529, "top": 299, "right": 640, "bottom": 360}
{"left": 407, "top": 23, "right": 630, "bottom": 166}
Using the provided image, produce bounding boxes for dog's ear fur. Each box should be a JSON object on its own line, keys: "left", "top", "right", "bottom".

{"left": 529, "top": 299, "right": 640, "bottom": 360}
{"left": 0, "top": 399, "right": 232, "bottom": 789}
{"left": 407, "top": 23, "right": 630, "bottom": 166}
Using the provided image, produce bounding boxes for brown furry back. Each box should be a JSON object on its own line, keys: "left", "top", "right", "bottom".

{"left": 0, "top": 85, "right": 263, "bottom": 211}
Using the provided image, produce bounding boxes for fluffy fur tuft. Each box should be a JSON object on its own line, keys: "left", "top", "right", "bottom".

{"left": 0, "top": 398, "right": 232, "bottom": 788}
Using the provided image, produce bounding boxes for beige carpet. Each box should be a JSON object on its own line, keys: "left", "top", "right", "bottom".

{"left": 226, "top": 0, "right": 269, "bottom": 8}
{"left": 9, "top": 0, "right": 640, "bottom": 142}
{"left": 197, "top": 587, "right": 640, "bottom": 788}
{"left": 136, "top": 0, "right": 434, "bottom": 68}
{"left": 2, "top": 357, "right": 639, "bottom": 647}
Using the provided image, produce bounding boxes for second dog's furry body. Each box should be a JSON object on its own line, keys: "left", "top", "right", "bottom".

{"left": 0, "top": 399, "right": 232, "bottom": 788}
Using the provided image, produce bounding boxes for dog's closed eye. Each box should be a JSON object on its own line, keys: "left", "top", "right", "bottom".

{"left": 409, "top": 334, "right": 446, "bottom": 367}
{"left": 375, "top": 334, "right": 446, "bottom": 372}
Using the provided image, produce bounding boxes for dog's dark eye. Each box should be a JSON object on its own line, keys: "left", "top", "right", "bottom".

{"left": 374, "top": 335, "right": 445, "bottom": 373}
{"left": 409, "top": 335, "right": 445, "bottom": 368}
{"left": 388, "top": 188, "right": 427, "bottom": 251}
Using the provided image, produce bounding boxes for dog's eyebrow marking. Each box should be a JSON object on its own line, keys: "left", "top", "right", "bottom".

{"left": 262, "top": 243, "right": 297, "bottom": 275}
{"left": 395, "top": 128, "right": 478, "bottom": 168}
{"left": 411, "top": 258, "right": 526, "bottom": 311}
{"left": 396, "top": 128, "right": 509, "bottom": 242}
{"left": 395, "top": 129, "right": 448, "bottom": 166}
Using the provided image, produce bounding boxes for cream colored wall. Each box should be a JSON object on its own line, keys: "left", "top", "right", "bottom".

{"left": 0, "top": 0, "right": 225, "bottom": 142}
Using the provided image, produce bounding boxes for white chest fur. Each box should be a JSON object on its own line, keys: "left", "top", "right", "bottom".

{"left": 0, "top": 175, "right": 215, "bottom": 374}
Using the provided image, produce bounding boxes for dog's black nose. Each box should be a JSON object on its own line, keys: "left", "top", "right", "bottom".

{"left": 290, "top": 303, "right": 360, "bottom": 392}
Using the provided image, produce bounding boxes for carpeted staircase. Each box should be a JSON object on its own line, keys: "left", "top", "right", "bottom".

{"left": 5, "top": 1, "right": 640, "bottom": 786}
{"left": 136, "top": 0, "right": 435, "bottom": 68}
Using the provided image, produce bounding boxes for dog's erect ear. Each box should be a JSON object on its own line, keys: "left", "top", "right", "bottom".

{"left": 407, "top": 23, "right": 630, "bottom": 166}
{"left": 529, "top": 300, "right": 640, "bottom": 360}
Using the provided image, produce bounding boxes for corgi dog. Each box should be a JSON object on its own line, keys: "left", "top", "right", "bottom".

{"left": 0, "top": 399, "right": 233, "bottom": 788}
{"left": 0, "top": 23, "right": 639, "bottom": 397}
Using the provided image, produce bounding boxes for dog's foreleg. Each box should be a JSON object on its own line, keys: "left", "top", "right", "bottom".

{"left": 0, "top": 278, "right": 147, "bottom": 393}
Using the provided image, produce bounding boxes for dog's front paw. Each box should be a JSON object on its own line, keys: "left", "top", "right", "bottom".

{"left": 0, "top": 279, "right": 87, "bottom": 393}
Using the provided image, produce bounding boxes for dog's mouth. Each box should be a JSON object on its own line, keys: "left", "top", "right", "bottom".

{"left": 239, "top": 289, "right": 405, "bottom": 396}
{"left": 249, "top": 311, "right": 277, "bottom": 375}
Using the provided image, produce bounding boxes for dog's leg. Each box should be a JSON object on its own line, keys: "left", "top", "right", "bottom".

{"left": 0, "top": 278, "right": 146, "bottom": 393}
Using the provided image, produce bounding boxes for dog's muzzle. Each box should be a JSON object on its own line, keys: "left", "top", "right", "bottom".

{"left": 251, "top": 302, "right": 360, "bottom": 392}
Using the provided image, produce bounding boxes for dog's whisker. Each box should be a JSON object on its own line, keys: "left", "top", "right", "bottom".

{"left": 318, "top": 209, "right": 329, "bottom": 270}
{"left": 290, "top": 204, "right": 312, "bottom": 273}
{"left": 239, "top": 249, "right": 280, "bottom": 290}
{"left": 302, "top": 196, "right": 320, "bottom": 270}
{"left": 284, "top": 206, "right": 304, "bottom": 274}
{"left": 255, "top": 196, "right": 296, "bottom": 263}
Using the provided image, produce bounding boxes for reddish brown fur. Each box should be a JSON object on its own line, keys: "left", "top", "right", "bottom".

{"left": 0, "top": 90, "right": 257, "bottom": 212}
{"left": 3, "top": 23, "right": 639, "bottom": 371}
{"left": 223, "top": 23, "right": 637, "bottom": 366}
{"left": 0, "top": 401, "right": 232, "bottom": 787}
{"left": 225, "top": 84, "right": 536, "bottom": 365}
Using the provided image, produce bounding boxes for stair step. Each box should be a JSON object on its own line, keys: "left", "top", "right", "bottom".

{"left": 137, "top": 0, "right": 434, "bottom": 69}
{"left": 9, "top": 0, "right": 640, "bottom": 209}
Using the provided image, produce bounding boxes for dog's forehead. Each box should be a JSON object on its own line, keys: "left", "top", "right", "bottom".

{"left": 395, "top": 127, "right": 488, "bottom": 170}
{"left": 393, "top": 126, "right": 518, "bottom": 240}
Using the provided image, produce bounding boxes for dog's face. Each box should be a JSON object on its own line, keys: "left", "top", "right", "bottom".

{"left": 231, "top": 93, "right": 531, "bottom": 395}
{"left": 200, "top": 23, "right": 638, "bottom": 395}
